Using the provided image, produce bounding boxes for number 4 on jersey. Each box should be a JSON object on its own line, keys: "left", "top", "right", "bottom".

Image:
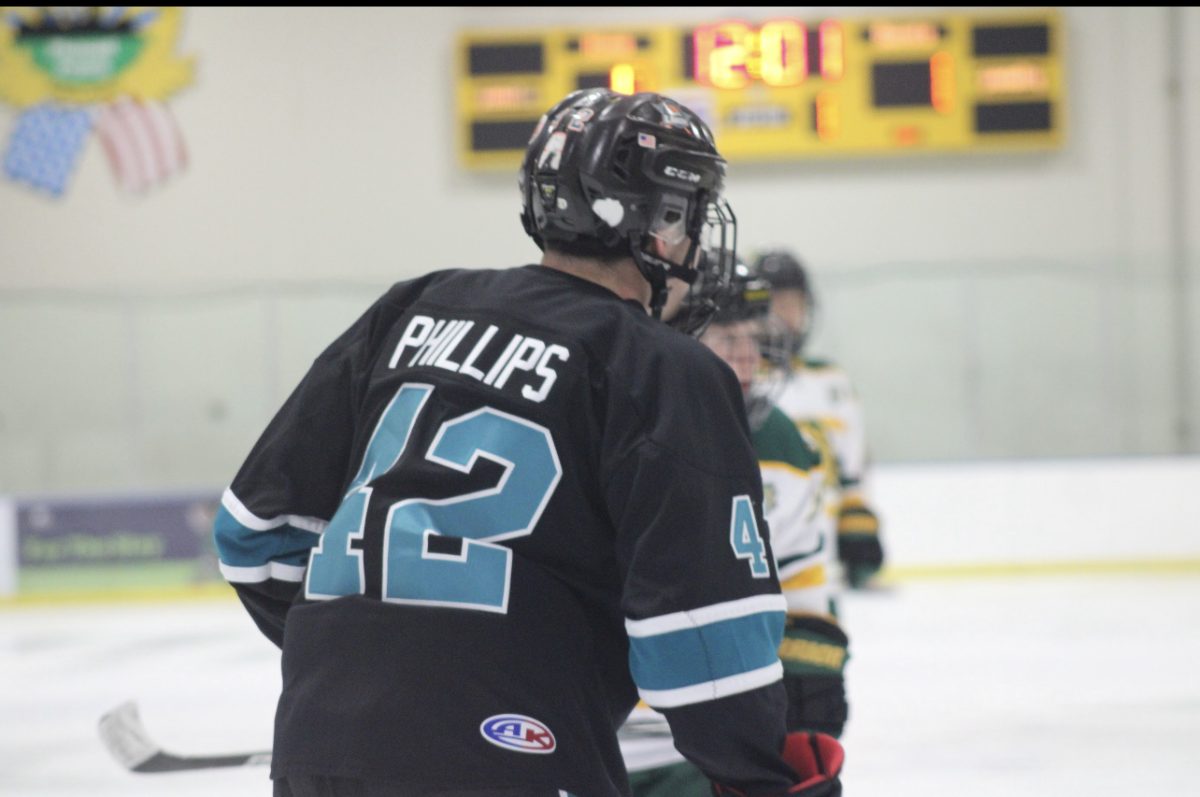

{"left": 730, "top": 495, "right": 770, "bottom": 578}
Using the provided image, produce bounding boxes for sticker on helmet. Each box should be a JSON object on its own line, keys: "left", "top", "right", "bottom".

{"left": 637, "top": 132, "right": 657, "bottom": 149}
{"left": 663, "top": 165, "right": 702, "bottom": 183}
{"left": 479, "top": 714, "right": 557, "bottom": 754}
{"left": 592, "top": 197, "right": 624, "bottom": 227}
{"left": 538, "top": 131, "right": 567, "bottom": 171}
{"left": 659, "top": 101, "right": 691, "bottom": 129}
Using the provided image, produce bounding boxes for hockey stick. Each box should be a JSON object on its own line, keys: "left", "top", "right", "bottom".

{"left": 98, "top": 700, "right": 271, "bottom": 773}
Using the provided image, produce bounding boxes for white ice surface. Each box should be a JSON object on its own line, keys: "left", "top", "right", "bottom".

{"left": 3, "top": 574, "right": 1199, "bottom": 796}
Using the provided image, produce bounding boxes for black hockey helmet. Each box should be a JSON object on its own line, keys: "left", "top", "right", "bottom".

{"left": 520, "top": 88, "right": 737, "bottom": 322}
{"left": 753, "top": 249, "right": 812, "bottom": 293}
{"left": 713, "top": 262, "right": 771, "bottom": 325}
{"left": 672, "top": 259, "right": 769, "bottom": 334}
{"left": 750, "top": 249, "right": 816, "bottom": 356}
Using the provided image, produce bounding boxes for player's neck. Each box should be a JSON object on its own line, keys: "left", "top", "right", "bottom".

{"left": 540, "top": 251, "right": 651, "bottom": 310}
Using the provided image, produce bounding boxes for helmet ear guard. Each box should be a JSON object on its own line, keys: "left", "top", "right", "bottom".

{"left": 632, "top": 190, "right": 703, "bottom": 319}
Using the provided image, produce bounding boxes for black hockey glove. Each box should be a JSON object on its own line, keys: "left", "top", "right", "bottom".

{"left": 711, "top": 732, "right": 843, "bottom": 797}
{"left": 836, "top": 495, "right": 884, "bottom": 589}
{"left": 779, "top": 614, "right": 849, "bottom": 737}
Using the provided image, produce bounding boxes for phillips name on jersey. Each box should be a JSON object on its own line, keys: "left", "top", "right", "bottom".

{"left": 388, "top": 313, "right": 570, "bottom": 403}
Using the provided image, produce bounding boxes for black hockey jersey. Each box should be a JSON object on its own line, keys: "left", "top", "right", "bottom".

{"left": 213, "top": 265, "right": 796, "bottom": 796}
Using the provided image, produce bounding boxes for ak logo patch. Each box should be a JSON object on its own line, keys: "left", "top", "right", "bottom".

{"left": 480, "top": 714, "right": 556, "bottom": 754}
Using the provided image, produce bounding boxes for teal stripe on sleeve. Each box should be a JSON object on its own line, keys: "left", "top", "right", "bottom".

{"left": 212, "top": 505, "right": 320, "bottom": 568}
{"left": 628, "top": 609, "right": 785, "bottom": 692}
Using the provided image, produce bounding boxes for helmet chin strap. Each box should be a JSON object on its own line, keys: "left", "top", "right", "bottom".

{"left": 632, "top": 238, "right": 701, "bottom": 320}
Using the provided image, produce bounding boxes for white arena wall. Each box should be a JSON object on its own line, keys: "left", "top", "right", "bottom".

{"left": 2, "top": 456, "right": 1198, "bottom": 599}
{"left": 2, "top": 7, "right": 1200, "bottom": 493}
{"left": 870, "top": 455, "right": 1200, "bottom": 574}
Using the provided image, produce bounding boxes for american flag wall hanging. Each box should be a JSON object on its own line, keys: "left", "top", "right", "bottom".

{"left": 0, "top": 7, "right": 195, "bottom": 198}
{"left": 95, "top": 95, "right": 188, "bottom": 194}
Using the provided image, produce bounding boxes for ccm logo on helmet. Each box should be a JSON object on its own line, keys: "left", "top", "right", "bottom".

{"left": 480, "top": 714, "right": 557, "bottom": 754}
{"left": 663, "top": 165, "right": 701, "bottom": 183}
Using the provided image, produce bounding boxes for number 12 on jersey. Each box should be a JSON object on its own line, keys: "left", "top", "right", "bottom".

{"left": 305, "top": 383, "right": 562, "bottom": 613}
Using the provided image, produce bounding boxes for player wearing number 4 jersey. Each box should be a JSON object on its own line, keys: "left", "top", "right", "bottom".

{"left": 214, "top": 88, "right": 842, "bottom": 797}
{"left": 621, "top": 268, "right": 850, "bottom": 797}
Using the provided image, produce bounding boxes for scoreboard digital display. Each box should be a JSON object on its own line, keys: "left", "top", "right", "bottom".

{"left": 456, "top": 10, "right": 1065, "bottom": 169}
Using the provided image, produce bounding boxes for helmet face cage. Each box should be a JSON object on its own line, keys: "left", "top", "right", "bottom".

{"left": 659, "top": 196, "right": 737, "bottom": 335}
{"left": 744, "top": 378, "right": 777, "bottom": 432}
{"left": 519, "top": 89, "right": 737, "bottom": 320}
{"left": 757, "top": 313, "right": 803, "bottom": 371}
{"left": 746, "top": 315, "right": 798, "bottom": 430}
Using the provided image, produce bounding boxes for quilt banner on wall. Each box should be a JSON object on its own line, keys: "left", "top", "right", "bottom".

{"left": 0, "top": 6, "right": 195, "bottom": 197}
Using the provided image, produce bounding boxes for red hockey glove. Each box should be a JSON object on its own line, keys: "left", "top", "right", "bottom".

{"left": 711, "top": 732, "right": 843, "bottom": 797}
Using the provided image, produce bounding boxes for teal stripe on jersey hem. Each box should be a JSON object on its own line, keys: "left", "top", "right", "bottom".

{"left": 212, "top": 505, "right": 319, "bottom": 568}
{"left": 628, "top": 609, "right": 785, "bottom": 691}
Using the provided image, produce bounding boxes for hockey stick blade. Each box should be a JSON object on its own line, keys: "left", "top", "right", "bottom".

{"left": 98, "top": 700, "right": 272, "bottom": 773}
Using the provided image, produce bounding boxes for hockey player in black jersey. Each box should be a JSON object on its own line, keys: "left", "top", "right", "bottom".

{"left": 621, "top": 268, "right": 851, "bottom": 797}
{"left": 213, "top": 88, "right": 843, "bottom": 797}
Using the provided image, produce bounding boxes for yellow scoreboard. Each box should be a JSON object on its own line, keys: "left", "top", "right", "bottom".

{"left": 456, "top": 9, "right": 1065, "bottom": 169}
